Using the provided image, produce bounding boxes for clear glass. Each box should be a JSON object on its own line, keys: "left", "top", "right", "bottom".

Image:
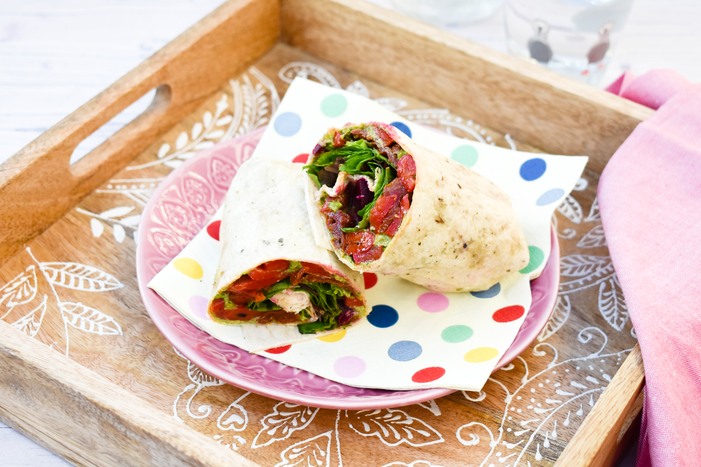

{"left": 391, "top": 0, "right": 505, "bottom": 26}
{"left": 504, "top": 0, "right": 635, "bottom": 84}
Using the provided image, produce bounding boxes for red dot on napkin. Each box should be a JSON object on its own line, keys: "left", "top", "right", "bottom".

{"left": 206, "top": 220, "right": 221, "bottom": 241}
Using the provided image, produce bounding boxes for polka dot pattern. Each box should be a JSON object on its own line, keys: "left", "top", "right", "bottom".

{"left": 441, "top": 325, "right": 473, "bottom": 343}
{"left": 318, "top": 330, "right": 346, "bottom": 342}
{"left": 492, "top": 305, "right": 526, "bottom": 323}
{"left": 520, "top": 158, "right": 547, "bottom": 181}
{"left": 273, "top": 112, "right": 302, "bottom": 137}
{"left": 451, "top": 144, "right": 479, "bottom": 167}
{"left": 188, "top": 295, "right": 209, "bottom": 319}
{"left": 367, "top": 304, "right": 399, "bottom": 328}
{"left": 292, "top": 153, "right": 309, "bottom": 164}
{"left": 174, "top": 257, "right": 204, "bottom": 280}
{"left": 390, "top": 121, "right": 412, "bottom": 137}
{"left": 537, "top": 188, "right": 566, "bottom": 206}
{"left": 471, "top": 283, "right": 501, "bottom": 299}
{"left": 388, "top": 340, "right": 422, "bottom": 361}
{"left": 320, "top": 94, "right": 348, "bottom": 117}
{"left": 412, "top": 367, "right": 446, "bottom": 383}
{"left": 265, "top": 345, "right": 291, "bottom": 354}
{"left": 334, "top": 356, "right": 366, "bottom": 378}
{"left": 464, "top": 347, "right": 499, "bottom": 363}
{"left": 363, "top": 272, "right": 378, "bottom": 289}
{"left": 520, "top": 245, "right": 545, "bottom": 274}
{"left": 152, "top": 78, "right": 584, "bottom": 392}
{"left": 206, "top": 220, "right": 221, "bottom": 241}
{"left": 417, "top": 292, "right": 449, "bottom": 312}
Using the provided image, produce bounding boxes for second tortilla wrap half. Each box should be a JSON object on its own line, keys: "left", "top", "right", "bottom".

{"left": 209, "top": 158, "right": 366, "bottom": 335}
{"left": 304, "top": 122, "right": 529, "bottom": 293}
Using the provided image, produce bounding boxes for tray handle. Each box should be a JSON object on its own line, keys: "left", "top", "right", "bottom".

{"left": 68, "top": 83, "right": 173, "bottom": 180}
{"left": 0, "top": 0, "right": 279, "bottom": 266}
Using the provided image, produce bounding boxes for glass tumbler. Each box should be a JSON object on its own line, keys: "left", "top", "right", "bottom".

{"left": 391, "top": 0, "right": 505, "bottom": 27}
{"left": 504, "top": 0, "right": 635, "bottom": 84}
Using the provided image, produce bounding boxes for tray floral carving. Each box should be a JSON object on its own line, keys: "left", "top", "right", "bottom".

{"left": 0, "top": 51, "right": 636, "bottom": 465}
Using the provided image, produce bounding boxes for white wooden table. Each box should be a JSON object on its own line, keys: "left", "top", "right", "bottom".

{"left": 1, "top": 0, "right": 700, "bottom": 464}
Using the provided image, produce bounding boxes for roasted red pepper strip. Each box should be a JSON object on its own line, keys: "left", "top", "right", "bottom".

{"left": 397, "top": 154, "right": 417, "bottom": 192}
{"left": 212, "top": 261, "right": 362, "bottom": 330}
{"left": 343, "top": 231, "right": 376, "bottom": 255}
{"left": 344, "top": 296, "right": 365, "bottom": 307}
{"left": 352, "top": 245, "right": 383, "bottom": 263}
{"left": 369, "top": 178, "right": 409, "bottom": 236}
{"left": 243, "top": 260, "right": 290, "bottom": 289}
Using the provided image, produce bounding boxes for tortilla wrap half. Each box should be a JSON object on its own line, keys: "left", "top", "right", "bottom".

{"left": 209, "top": 158, "right": 366, "bottom": 335}
{"left": 304, "top": 122, "right": 529, "bottom": 293}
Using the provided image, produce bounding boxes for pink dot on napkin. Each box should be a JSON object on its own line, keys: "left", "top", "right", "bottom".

{"left": 417, "top": 292, "right": 449, "bottom": 312}
{"left": 334, "top": 356, "right": 366, "bottom": 378}
{"left": 188, "top": 295, "right": 210, "bottom": 319}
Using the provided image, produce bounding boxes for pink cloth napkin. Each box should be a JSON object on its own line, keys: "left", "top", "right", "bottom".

{"left": 606, "top": 69, "right": 690, "bottom": 110}
{"left": 599, "top": 70, "right": 701, "bottom": 467}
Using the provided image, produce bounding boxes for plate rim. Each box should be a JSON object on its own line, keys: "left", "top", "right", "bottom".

{"left": 135, "top": 131, "right": 560, "bottom": 410}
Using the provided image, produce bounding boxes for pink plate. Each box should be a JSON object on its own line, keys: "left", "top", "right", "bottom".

{"left": 136, "top": 128, "right": 560, "bottom": 410}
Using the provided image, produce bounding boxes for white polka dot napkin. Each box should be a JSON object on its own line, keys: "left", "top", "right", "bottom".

{"left": 148, "top": 78, "right": 587, "bottom": 391}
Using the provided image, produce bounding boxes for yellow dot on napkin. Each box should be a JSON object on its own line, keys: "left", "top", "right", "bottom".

{"left": 318, "top": 329, "right": 346, "bottom": 343}
{"left": 174, "top": 257, "right": 204, "bottom": 280}
{"left": 464, "top": 346, "right": 499, "bottom": 363}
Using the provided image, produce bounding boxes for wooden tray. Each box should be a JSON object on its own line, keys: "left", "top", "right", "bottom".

{"left": 0, "top": 0, "right": 647, "bottom": 465}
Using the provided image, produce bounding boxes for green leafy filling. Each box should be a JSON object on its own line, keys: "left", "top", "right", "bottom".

{"left": 263, "top": 279, "right": 292, "bottom": 298}
{"left": 214, "top": 291, "right": 235, "bottom": 310}
{"left": 342, "top": 166, "right": 392, "bottom": 233}
{"left": 297, "top": 282, "right": 353, "bottom": 334}
{"left": 246, "top": 300, "right": 282, "bottom": 312}
{"left": 306, "top": 139, "right": 389, "bottom": 177}
{"left": 216, "top": 278, "right": 359, "bottom": 335}
{"left": 304, "top": 130, "right": 397, "bottom": 233}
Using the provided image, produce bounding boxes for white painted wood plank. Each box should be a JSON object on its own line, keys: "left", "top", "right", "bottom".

{"left": 0, "top": 422, "right": 69, "bottom": 466}
{"left": 0, "top": 0, "right": 226, "bottom": 163}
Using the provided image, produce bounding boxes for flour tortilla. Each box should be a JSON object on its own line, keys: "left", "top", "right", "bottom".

{"left": 210, "top": 158, "right": 366, "bottom": 333}
{"left": 306, "top": 124, "right": 529, "bottom": 293}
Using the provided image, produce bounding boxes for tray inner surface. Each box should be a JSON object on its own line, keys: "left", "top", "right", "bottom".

{"left": 0, "top": 38, "right": 638, "bottom": 466}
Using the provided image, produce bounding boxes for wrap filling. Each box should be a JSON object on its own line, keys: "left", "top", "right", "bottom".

{"left": 305, "top": 123, "right": 416, "bottom": 264}
{"left": 210, "top": 260, "right": 364, "bottom": 334}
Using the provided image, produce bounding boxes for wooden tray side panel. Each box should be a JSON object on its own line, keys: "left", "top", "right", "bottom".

{"left": 280, "top": 0, "right": 652, "bottom": 170}
{"left": 0, "top": 0, "right": 279, "bottom": 267}
{"left": 0, "top": 321, "right": 258, "bottom": 467}
{"left": 557, "top": 345, "right": 644, "bottom": 466}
